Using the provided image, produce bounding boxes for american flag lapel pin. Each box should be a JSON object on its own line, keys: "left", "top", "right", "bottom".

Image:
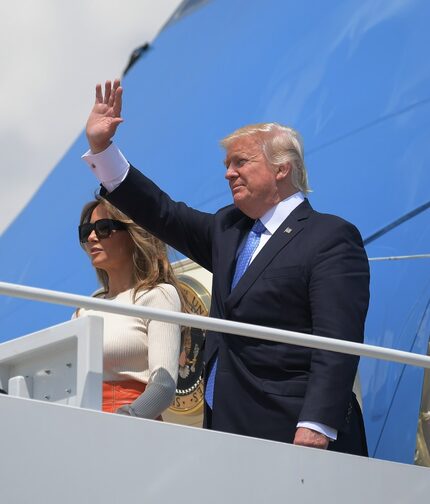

{"left": 284, "top": 227, "right": 292, "bottom": 234}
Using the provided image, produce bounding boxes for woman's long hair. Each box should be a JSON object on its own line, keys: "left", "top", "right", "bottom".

{"left": 80, "top": 197, "right": 188, "bottom": 310}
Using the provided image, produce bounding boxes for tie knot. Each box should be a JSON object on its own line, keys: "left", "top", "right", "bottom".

{"left": 251, "top": 219, "right": 266, "bottom": 235}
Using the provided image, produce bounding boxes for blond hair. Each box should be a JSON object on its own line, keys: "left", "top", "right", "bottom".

{"left": 79, "top": 197, "right": 188, "bottom": 310}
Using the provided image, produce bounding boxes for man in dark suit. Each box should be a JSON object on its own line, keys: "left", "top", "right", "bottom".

{"left": 83, "top": 80, "right": 369, "bottom": 455}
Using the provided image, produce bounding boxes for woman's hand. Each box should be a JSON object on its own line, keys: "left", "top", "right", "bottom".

{"left": 86, "top": 79, "right": 123, "bottom": 153}
{"left": 115, "top": 404, "right": 136, "bottom": 416}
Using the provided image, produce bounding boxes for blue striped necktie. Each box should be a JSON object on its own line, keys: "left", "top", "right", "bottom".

{"left": 205, "top": 219, "right": 266, "bottom": 409}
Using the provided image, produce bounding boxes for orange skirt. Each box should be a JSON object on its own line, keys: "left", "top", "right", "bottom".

{"left": 102, "top": 379, "right": 163, "bottom": 420}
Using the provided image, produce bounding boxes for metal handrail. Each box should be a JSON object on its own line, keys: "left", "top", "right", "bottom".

{"left": 0, "top": 280, "right": 430, "bottom": 369}
{"left": 369, "top": 254, "right": 430, "bottom": 262}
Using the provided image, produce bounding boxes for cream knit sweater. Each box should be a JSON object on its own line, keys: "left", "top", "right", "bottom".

{"left": 77, "top": 283, "right": 181, "bottom": 418}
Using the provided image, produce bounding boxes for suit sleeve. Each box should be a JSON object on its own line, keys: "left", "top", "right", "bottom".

{"left": 298, "top": 220, "right": 370, "bottom": 430}
{"left": 102, "top": 166, "right": 215, "bottom": 272}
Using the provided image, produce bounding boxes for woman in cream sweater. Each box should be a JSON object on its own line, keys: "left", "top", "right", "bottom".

{"left": 76, "top": 197, "right": 184, "bottom": 419}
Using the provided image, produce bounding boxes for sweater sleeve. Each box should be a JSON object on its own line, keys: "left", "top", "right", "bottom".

{"left": 129, "top": 284, "right": 181, "bottom": 419}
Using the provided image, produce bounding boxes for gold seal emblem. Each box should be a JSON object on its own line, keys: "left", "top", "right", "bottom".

{"left": 169, "top": 275, "right": 210, "bottom": 415}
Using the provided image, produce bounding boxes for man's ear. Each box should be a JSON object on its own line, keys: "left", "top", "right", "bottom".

{"left": 275, "top": 162, "right": 291, "bottom": 181}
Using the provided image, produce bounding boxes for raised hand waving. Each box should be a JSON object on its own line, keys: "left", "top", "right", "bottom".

{"left": 86, "top": 79, "right": 123, "bottom": 153}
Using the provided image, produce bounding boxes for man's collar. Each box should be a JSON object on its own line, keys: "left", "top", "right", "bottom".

{"left": 259, "top": 192, "right": 305, "bottom": 235}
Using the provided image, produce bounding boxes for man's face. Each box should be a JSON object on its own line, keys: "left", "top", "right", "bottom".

{"left": 224, "top": 135, "right": 279, "bottom": 219}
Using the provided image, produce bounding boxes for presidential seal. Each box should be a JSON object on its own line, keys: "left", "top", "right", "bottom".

{"left": 169, "top": 275, "right": 210, "bottom": 415}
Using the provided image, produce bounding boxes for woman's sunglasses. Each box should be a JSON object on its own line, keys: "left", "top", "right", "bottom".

{"left": 79, "top": 219, "right": 127, "bottom": 244}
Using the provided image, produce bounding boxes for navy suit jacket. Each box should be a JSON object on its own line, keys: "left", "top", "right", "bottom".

{"left": 103, "top": 166, "right": 370, "bottom": 455}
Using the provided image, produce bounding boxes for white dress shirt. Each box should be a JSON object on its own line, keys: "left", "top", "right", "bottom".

{"left": 82, "top": 143, "right": 337, "bottom": 441}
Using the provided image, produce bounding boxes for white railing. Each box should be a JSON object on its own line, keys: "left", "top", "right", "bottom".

{"left": 369, "top": 253, "right": 430, "bottom": 262}
{"left": 0, "top": 316, "right": 103, "bottom": 409}
{"left": 0, "top": 280, "right": 430, "bottom": 369}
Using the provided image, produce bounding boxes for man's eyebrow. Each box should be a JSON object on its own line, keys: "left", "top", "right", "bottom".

{"left": 224, "top": 151, "right": 257, "bottom": 167}
{"left": 226, "top": 151, "right": 246, "bottom": 160}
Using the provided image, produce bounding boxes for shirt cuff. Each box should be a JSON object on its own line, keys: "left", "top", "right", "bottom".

{"left": 296, "top": 421, "right": 338, "bottom": 441}
{"left": 81, "top": 143, "right": 130, "bottom": 193}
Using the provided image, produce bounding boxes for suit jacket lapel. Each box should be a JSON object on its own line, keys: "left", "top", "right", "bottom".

{"left": 205, "top": 212, "right": 252, "bottom": 365}
{"left": 225, "top": 199, "right": 313, "bottom": 312}
{"left": 215, "top": 213, "right": 253, "bottom": 306}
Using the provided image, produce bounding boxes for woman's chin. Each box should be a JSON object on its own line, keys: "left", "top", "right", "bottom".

{"left": 91, "top": 257, "right": 107, "bottom": 268}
